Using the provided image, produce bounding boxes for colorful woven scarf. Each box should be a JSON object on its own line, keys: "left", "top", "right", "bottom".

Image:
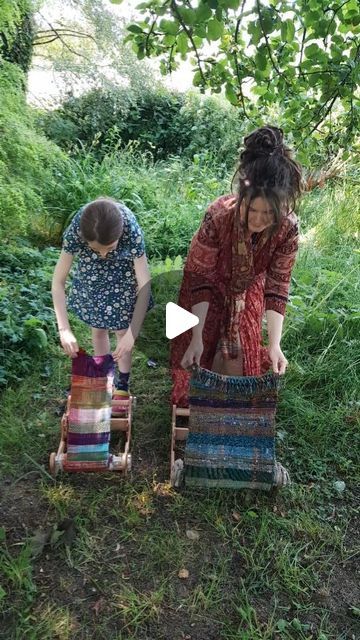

{"left": 184, "top": 366, "right": 289, "bottom": 490}
{"left": 65, "top": 350, "right": 114, "bottom": 472}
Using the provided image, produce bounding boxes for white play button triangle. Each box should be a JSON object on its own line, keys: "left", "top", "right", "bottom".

{"left": 166, "top": 302, "right": 199, "bottom": 339}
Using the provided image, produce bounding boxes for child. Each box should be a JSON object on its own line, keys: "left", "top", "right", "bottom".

{"left": 52, "top": 197, "right": 152, "bottom": 412}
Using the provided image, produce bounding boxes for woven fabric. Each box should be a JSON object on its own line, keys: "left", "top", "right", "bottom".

{"left": 184, "top": 366, "right": 281, "bottom": 490}
{"left": 64, "top": 350, "right": 114, "bottom": 471}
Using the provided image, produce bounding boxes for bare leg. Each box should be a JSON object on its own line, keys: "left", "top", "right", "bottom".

{"left": 91, "top": 327, "right": 110, "bottom": 356}
{"left": 112, "top": 330, "right": 132, "bottom": 416}
{"left": 114, "top": 329, "right": 132, "bottom": 373}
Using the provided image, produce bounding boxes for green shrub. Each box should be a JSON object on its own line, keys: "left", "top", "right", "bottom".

{"left": 0, "top": 8, "right": 34, "bottom": 73}
{"left": 38, "top": 86, "right": 244, "bottom": 167}
{"left": 0, "top": 60, "right": 70, "bottom": 240}
{"left": 43, "top": 147, "right": 229, "bottom": 255}
{"left": 0, "top": 244, "right": 58, "bottom": 386}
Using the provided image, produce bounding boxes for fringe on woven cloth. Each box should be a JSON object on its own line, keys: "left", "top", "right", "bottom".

{"left": 190, "top": 365, "right": 282, "bottom": 394}
{"left": 274, "top": 462, "right": 291, "bottom": 487}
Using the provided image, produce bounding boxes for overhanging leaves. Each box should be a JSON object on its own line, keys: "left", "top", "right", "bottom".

{"left": 123, "top": 0, "right": 360, "bottom": 150}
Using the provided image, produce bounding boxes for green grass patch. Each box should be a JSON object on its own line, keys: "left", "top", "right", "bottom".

{"left": 1, "top": 177, "right": 359, "bottom": 639}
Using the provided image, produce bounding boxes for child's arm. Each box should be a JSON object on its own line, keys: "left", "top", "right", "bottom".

{"left": 52, "top": 250, "right": 79, "bottom": 357}
{"left": 112, "top": 254, "right": 151, "bottom": 361}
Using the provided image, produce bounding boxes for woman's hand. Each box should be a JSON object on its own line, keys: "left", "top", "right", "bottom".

{"left": 181, "top": 336, "right": 204, "bottom": 369}
{"left": 268, "top": 344, "right": 288, "bottom": 375}
{"left": 59, "top": 328, "right": 79, "bottom": 357}
{"left": 112, "top": 330, "right": 135, "bottom": 363}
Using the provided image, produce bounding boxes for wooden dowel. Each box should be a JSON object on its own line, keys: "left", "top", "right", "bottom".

{"left": 110, "top": 418, "right": 129, "bottom": 431}
{"left": 176, "top": 408, "right": 190, "bottom": 417}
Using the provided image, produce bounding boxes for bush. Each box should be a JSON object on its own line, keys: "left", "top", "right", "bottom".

{"left": 0, "top": 60, "right": 70, "bottom": 240}
{"left": 0, "top": 9, "right": 34, "bottom": 73}
{"left": 43, "top": 146, "right": 230, "bottom": 255}
{"left": 0, "top": 244, "right": 59, "bottom": 386}
{"left": 38, "top": 85, "right": 244, "bottom": 167}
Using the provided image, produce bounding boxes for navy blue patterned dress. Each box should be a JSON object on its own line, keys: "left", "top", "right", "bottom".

{"left": 63, "top": 203, "right": 150, "bottom": 330}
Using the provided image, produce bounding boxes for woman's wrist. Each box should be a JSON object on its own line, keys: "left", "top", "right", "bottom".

{"left": 269, "top": 340, "right": 281, "bottom": 349}
{"left": 192, "top": 328, "right": 203, "bottom": 342}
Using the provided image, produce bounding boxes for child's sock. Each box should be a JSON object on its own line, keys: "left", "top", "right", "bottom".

{"left": 115, "top": 371, "right": 130, "bottom": 394}
{"left": 112, "top": 371, "right": 130, "bottom": 417}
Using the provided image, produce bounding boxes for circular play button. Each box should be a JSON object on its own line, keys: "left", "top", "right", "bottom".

{"left": 165, "top": 302, "right": 199, "bottom": 339}
{"left": 127, "top": 269, "right": 201, "bottom": 367}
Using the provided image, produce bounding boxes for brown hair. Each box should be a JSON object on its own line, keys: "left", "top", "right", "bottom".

{"left": 80, "top": 197, "right": 123, "bottom": 245}
{"left": 232, "top": 125, "right": 304, "bottom": 232}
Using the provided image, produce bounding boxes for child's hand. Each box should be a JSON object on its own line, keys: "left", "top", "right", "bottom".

{"left": 112, "top": 331, "right": 135, "bottom": 362}
{"left": 59, "top": 328, "right": 79, "bottom": 357}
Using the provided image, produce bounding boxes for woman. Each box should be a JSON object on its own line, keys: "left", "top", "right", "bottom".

{"left": 171, "top": 125, "right": 303, "bottom": 407}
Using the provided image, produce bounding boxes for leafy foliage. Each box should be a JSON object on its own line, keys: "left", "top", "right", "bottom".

{"left": 0, "top": 6, "right": 34, "bottom": 73}
{"left": 40, "top": 147, "right": 229, "bottom": 253}
{"left": 0, "top": 60, "right": 69, "bottom": 239}
{"left": 38, "top": 85, "right": 243, "bottom": 165}
{"left": 0, "top": 244, "right": 58, "bottom": 386}
{"left": 31, "top": 0, "right": 156, "bottom": 99}
{"left": 0, "top": 1, "right": 31, "bottom": 45}
{"left": 121, "top": 0, "right": 360, "bottom": 161}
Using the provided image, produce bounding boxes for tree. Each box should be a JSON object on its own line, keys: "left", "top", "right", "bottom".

{"left": 0, "top": 0, "right": 34, "bottom": 74}
{"left": 31, "top": 0, "right": 156, "bottom": 98}
{"left": 119, "top": 0, "right": 360, "bottom": 161}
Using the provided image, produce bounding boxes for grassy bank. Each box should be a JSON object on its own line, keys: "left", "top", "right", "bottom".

{"left": 0, "top": 172, "right": 359, "bottom": 639}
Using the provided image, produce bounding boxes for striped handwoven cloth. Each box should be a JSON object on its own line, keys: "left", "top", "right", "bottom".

{"left": 65, "top": 350, "right": 114, "bottom": 472}
{"left": 184, "top": 366, "right": 284, "bottom": 490}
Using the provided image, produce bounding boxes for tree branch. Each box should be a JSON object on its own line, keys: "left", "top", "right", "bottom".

{"left": 36, "top": 28, "right": 96, "bottom": 42}
{"left": 145, "top": 20, "right": 156, "bottom": 56}
{"left": 235, "top": 0, "right": 246, "bottom": 41}
{"left": 232, "top": 0, "right": 249, "bottom": 118}
{"left": 296, "top": 43, "right": 360, "bottom": 148}
{"left": 34, "top": 32, "right": 95, "bottom": 46}
{"left": 256, "top": 0, "right": 292, "bottom": 90}
{"left": 324, "top": 0, "right": 352, "bottom": 41}
{"left": 298, "top": 26, "right": 306, "bottom": 80}
{"left": 170, "top": 0, "right": 206, "bottom": 85}
{"left": 37, "top": 14, "right": 95, "bottom": 60}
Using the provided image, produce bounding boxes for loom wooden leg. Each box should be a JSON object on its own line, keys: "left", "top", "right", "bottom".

{"left": 269, "top": 486, "right": 279, "bottom": 499}
{"left": 170, "top": 406, "right": 189, "bottom": 487}
{"left": 60, "top": 415, "right": 68, "bottom": 440}
{"left": 123, "top": 395, "right": 133, "bottom": 475}
{"left": 49, "top": 452, "right": 56, "bottom": 477}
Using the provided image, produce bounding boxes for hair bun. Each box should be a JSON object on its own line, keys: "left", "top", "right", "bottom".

{"left": 244, "top": 126, "right": 284, "bottom": 155}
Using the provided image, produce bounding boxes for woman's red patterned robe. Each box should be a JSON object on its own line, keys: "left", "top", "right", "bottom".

{"left": 170, "top": 194, "right": 299, "bottom": 407}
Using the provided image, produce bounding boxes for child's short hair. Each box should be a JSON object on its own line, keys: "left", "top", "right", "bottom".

{"left": 80, "top": 197, "right": 123, "bottom": 245}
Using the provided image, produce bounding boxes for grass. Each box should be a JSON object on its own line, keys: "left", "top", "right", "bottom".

{"left": 43, "top": 149, "right": 230, "bottom": 259}
{"left": 0, "top": 176, "right": 360, "bottom": 639}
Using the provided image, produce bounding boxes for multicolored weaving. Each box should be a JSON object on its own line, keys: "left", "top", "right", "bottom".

{"left": 65, "top": 350, "right": 115, "bottom": 472}
{"left": 184, "top": 366, "right": 288, "bottom": 490}
{"left": 112, "top": 389, "right": 130, "bottom": 417}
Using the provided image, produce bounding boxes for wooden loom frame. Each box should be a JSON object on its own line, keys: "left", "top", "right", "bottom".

{"left": 169, "top": 403, "right": 282, "bottom": 494}
{"left": 170, "top": 404, "right": 190, "bottom": 487}
{"left": 49, "top": 394, "right": 134, "bottom": 477}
